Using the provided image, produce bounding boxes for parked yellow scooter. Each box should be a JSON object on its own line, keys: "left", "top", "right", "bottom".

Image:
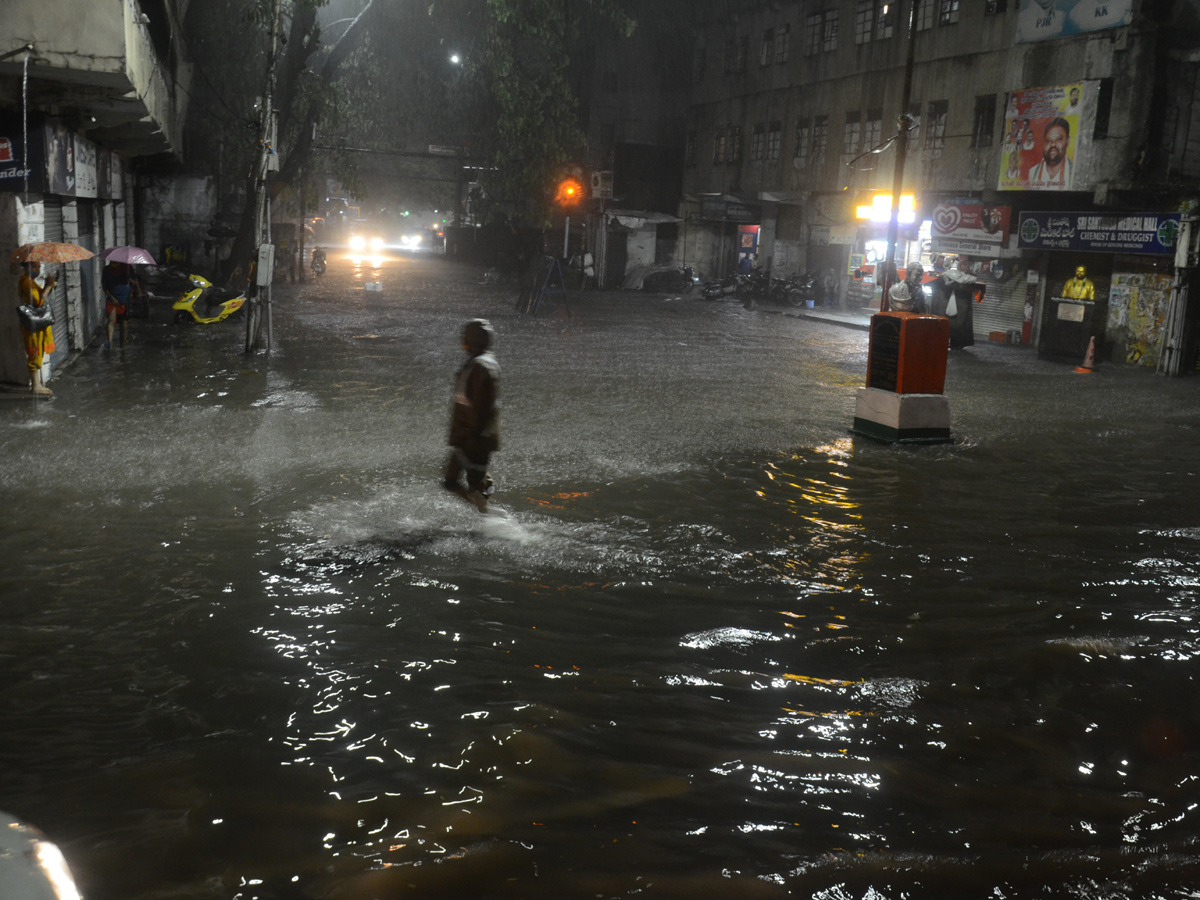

{"left": 172, "top": 274, "right": 246, "bottom": 324}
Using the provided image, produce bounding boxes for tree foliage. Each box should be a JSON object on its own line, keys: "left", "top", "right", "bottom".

{"left": 471, "top": 0, "right": 634, "bottom": 226}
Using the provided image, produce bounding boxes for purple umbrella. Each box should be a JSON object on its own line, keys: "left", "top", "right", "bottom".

{"left": 100, "top": 245, "right": 158, "bottom": 266}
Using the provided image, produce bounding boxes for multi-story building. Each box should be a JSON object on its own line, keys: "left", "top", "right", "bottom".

{"left": 681, "top": 0, "right": 1200, "bottom": 373}
{"left": 0, "top": 0, "right": 190, "bottom": 388}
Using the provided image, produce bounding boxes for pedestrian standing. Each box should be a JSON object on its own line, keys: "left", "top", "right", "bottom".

{"left": 102, "top": 261, "right": 133, "bottom": 348}
{"left": 17, "top": 261, "right": 57, "bottom": 396}
{"left": 443, "top": 319, "right": 500, "bottom": 513}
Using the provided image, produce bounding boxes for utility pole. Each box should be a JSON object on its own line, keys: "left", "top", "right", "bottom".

{"left": 246, "top": 0, "right": 282, "bottom": 353}
{"left": 881, "top": 0, "right": 920, "bottom": 312}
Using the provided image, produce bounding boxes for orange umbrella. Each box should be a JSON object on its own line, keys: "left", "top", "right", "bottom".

{"left": 11, "top": 242, "right": 96, "bottom": 264}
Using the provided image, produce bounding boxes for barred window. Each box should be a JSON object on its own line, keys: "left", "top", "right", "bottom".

{"left": 864, "top": 108, "right": 883, "bottom": 153}
{"left": 751, "top": 124, "right": 766, "bottom": 163}
{"left": 855, "top": 0, "right": 874, "bottom": 44}
{"left": 823, "top": 11, "right": 840, "bottom": 51}
{"left": 767, "top": 121, "right": 782, "bottom": 162}
{"left": 916, "top": 0, "right": 935, "bottom": 30}
{"left": 794, "top": 117, "right": 811, "bottom": 168}
{"left": 760, "top": 28, "right": 774, "bottom": 67}
{"left": 876, "top": 2, "right": 895, "bottom": 38}
{"left": 812, "top": 115, "right": 829, "bottom": 167}
{"left": 842, "top": 111, "right": 862, "bottom": 166}
{"left": 971, "top": 94, "right": 996, "bottom": 148}
{"left": 805, "top": 13, "right": 823, "bottom": 55}
{"left": 775, "top": 24, "right": 790, "bottom": 63}
{"left": 724, "top": 36, "right": 748, "bottom": 73}
{"left": 925, "top": 99, "right": 948, "bottom": 150}
{"left": 730, "top": 125, "right": 743, "bottom": 164}
{"left": 714, "top": 127, "right": 728, "bottom": 164}
{"left": 940, "top": 0, "right": 960, "bottom": 25}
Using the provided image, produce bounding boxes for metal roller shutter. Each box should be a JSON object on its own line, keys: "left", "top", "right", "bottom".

{"left": 41, "top": 198, "right": 70, "bottom": 368}
{"left": 974, "top": 261, "right": 1033, "bottom": 342}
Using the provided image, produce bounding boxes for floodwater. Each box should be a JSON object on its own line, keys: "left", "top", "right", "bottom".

{"left": 3, "top": 252, "right": 1200, "bottom": 900}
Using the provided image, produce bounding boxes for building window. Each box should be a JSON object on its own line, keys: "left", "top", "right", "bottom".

{"left": 794, "top": 117, "right": 810, "bottom": 168}
{"left": 939, "top": 0, "right": 960, "bottom": 25}
{"left": 865, "top": 108, "right": 883, "bottom": 153}
{"left": 971, "top": 94, "right": 996, "bottom": 148}
{"left": 724, "top": 36, "right": 748, "bottom": 73}
{"left": 805, "top": 13, "right": 823, "bottom": 55}
{"left": 842, "top": 111, "right": 862, "bottom": 166}
{"left": 806, "top": 11, "right": 838, "bottom": 54}
{"left": 730, "top": 125, "right": 743, "bottom": 164}
{"left": 761, "top": 28, "right": 775, "bottom": 67}
{"left": 751, "top": 124, "right": 766, "bottom": 163}
{"left": 823, "top": 11, "right": 840, "bottom": 51}
{"left": 855, "top": 0, "right": 874, "bottom": 44}
{"left": 985, "top": 0, "right": 1007, "bottom": 13}
{"left": 775, "top": 24, "right": 790, "bottom": 63}
{"left": 916, "top": 0, "right": 935, "bottom": 30}
{"left": 693, "top": 47, "right": 706, "bottom": 84}
{"left": 767, "top": 121, "right": 782, "bottom": 162}
{"left": 877, "top": 1, "right": 895, "bottom": 38}
{"left": 812, "top": 115, "right": 829, "bottom": 167}
{"left": 714, "top": 127, "right": 728, "bottom": 165}
{"left": 685, "top": 130, "right": 697, "bottom": 166}
{"left": 925, "top": 99, "right": 948, "bottom": 150}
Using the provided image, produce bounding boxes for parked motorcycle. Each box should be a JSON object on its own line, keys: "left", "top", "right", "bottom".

{"left": 172, "top": 274, "right": 246, "bottom": 325}
{"left": 311, "top": 247, "right": 327, "bottom": 276}
{"left": 702, "top": 272, "right": 746, "bottom": 300}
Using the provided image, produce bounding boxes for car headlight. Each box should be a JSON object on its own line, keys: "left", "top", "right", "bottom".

{"left": 349, "top": 235, "right": 366, "bottom": 251}
{"left": 369, "top": 236, "right": 384, "bottom": 251}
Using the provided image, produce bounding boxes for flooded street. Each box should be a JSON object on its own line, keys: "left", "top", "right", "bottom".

{"left": 4, "top": 252, "right": 1200, "bottom": 900}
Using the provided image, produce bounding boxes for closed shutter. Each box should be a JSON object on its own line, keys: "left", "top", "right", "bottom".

{"left": 41, "top": 197, "right": 69, "bottom": 368}
{"left": 975, "top": 261, "right": 1033, "bottom": 341}
{"left": 76, "top": 200, "right": 103, "bottom": 336}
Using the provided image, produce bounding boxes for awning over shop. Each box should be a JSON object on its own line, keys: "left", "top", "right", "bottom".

{"left": 605, "top": 209, "right": 683, "bottom": 229}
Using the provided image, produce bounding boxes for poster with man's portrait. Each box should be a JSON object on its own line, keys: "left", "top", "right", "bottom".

{"left": 998, "top": 83, "right": 1090, "bottom": 192}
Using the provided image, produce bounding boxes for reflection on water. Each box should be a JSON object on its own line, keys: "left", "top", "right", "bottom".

{"left": 4, "top": 258, "right": 1200, "bottom": 898}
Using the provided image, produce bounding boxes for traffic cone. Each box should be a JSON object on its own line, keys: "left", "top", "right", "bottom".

{"left": 1075, "top": 336, "right": 1096, "bottom": 374}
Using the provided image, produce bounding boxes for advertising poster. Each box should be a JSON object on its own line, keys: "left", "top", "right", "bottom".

{"left": 46, "top": 119, "right": 76, "bottom": 196}
{"left": 75, "top": 135, "right": 97, "bottom": 199}
{"left": 931, "top": 203, "right": 1011, "bottom": 255}
{"left": 1017, "top": 0, "right": 1132, "bottom": 44}
{"left": 999, "top": 84, "right": 1087, "bottom": 192}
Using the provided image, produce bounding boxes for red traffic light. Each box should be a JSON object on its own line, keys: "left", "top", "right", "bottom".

{"left": 555, "top": 177, "right": 585, "bottom": 206}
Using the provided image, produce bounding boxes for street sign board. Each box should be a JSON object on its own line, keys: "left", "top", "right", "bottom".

{"left": 1017, "top": 211, "right": 1180, "bottom": 255}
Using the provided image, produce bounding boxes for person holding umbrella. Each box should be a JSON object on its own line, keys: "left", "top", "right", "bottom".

{"left": 12, "top": 241, "right": 97, "bottom": 395}
{"left": 16, "top": 260, "right": 57, "bottom": 396}
{"left": 102, "top": 261, "right": 135, "bottom": 348}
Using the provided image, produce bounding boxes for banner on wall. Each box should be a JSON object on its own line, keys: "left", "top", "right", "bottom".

{"left": 1017, "top": 0, "right": 1132, "bottom": 44}
{"left": 999, "top": 83, "right": 1093, "bottom": 192}
{"left": 0, "top": 113, "right": 48, "bottom": 194}
{"left": 1017, "top": 211, "right": 1180, "bottom": 255}
{"left": 931, "top": 203, "right": 1012, "bottom": 255}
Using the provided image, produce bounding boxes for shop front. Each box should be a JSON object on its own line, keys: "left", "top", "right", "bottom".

{"left": 0, "top": 111, "right": 127, "bottom": 386}
{"left": 1016, "top": 210, "right": 1183, "bottom": 368}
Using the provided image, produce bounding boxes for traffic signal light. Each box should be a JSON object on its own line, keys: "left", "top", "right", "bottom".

{"left": 555, "top": 176, "right": 585, "bottom": 207}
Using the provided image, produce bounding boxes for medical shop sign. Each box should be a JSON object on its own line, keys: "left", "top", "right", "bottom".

{"left": 1017, "top": 211, "right": 1180, "bottom": 255}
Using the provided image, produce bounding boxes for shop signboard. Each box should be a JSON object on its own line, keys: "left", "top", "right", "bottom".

{"left": 0, "top": 113, "right": 48, "bottom": 194}
{"left": 1017, "top": 211, "right": 1180, "bottom": 255}
{"left": 1017, "top": 0, "right": 1132, "bottom": 44}
{"left": 931, "top": 203, "right": 1011, "bottom": 255}
{"left": 701, "top": 197, "right": 761, "bottom": 224}
{"left": 75, "top": 135, "right": 98, "bottom": 199}
{"left": 999, "top": 83, "right": 1095, "bottom": 192}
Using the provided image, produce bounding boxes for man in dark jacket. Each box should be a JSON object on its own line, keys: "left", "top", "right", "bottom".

{"left": 444, "top": 319, "right": 500, "bottom": 513}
